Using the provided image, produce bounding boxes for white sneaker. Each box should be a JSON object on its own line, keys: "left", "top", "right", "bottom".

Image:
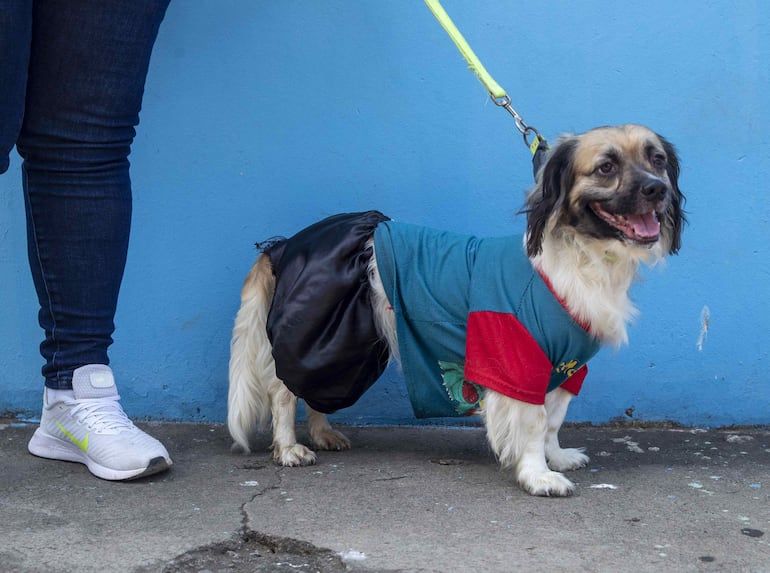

{"left": 28, "top": 364, "right": 172, "bottom": 480}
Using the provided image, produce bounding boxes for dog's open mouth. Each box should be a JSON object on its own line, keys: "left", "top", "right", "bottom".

{"left": 589, "top": 202, "right": 660, "bottom": 243}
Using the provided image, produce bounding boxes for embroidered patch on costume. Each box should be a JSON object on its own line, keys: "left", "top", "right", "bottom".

{"left": 438, "top": 361, "right": 484, "bottom": 415}
{"left": 554, "top": 359, "right": 580, "bottom": 378}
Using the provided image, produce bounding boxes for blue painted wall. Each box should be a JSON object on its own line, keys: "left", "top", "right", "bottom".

{"left": 1, "top": 1, "right": 768, "bottom": 426}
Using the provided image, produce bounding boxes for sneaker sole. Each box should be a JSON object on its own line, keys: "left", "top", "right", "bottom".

{"left": 28, "top": 429, "right": 172, "bottom": 481}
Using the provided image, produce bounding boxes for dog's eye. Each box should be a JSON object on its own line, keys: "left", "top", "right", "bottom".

{"left": 597, "top": 162, "right": 616, "bottom": 175}
{"left": 651, "top": 153, "right": 667, "bottom": 170}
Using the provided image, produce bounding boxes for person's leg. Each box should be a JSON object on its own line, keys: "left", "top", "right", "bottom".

{"left": 0, "top": 0, "right": 31, "bottom": 175}
{"left": 18, "top": 0, "right": 173, "bottom": 480}
{"left": 17, "top": 0, "right": 170, "bottom": 388}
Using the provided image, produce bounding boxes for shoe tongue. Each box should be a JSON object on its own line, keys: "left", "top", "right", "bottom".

{"left": 72, "top": 365, "right": 119, "bottom": 400}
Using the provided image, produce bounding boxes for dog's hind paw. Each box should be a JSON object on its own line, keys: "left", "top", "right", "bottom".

{"left": 546, "top": 447, "right": 589, "bottom": 472}
{"left": 274, "top": 444, "right": 317, "bottom": 467}
{"left": 518, "top": 470, "right": 576, "bottom": 497}
{"left": 311, "top": 428, "right": 351, "bottom": 452}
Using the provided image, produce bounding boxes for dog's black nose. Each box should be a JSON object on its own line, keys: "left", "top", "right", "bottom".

{"left": 640, "top": 177, "right": 667, "bottom": 200}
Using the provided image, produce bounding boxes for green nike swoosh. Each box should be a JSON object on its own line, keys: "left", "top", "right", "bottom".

{"left": 56, "top": 421, "right": 89, "bottom": 453}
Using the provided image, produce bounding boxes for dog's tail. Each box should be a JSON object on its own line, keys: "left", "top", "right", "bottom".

{"left": 228, "top": 254, "right": 276, "bottom": 453}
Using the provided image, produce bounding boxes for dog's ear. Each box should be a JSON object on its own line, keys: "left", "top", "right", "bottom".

{"left": 659, "top": 136, "right": 687, "bottom": 254}
{"left": 524, "top": 137, "right": 578, "bottom": 257}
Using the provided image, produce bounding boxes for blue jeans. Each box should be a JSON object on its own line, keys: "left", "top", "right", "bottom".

{"left": 0, "top": 0, "right": 170, "bottom": 389}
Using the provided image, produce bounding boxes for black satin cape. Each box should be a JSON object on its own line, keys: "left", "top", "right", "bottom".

{"left": 262, "top": 211, "right": 391, "bottom": 413}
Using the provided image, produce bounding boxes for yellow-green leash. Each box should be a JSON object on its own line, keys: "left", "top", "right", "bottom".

{"left": 424, "top": 0, "right": 548, "bottom": 170}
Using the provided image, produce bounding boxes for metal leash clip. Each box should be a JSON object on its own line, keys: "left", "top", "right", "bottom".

{"left": 493, "top": 95, "right": 545, "bottom": 152}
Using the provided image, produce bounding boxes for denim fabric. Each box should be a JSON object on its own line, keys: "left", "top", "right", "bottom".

{"left": 1, "top": 0, "right": 170, "bottom": 388}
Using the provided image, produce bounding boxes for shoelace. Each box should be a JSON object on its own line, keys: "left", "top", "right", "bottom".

{"left": 67, "top": 396, "right": 136, "bottom": 433}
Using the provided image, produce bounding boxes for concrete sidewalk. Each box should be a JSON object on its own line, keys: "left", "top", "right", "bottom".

{"left": 1, "top": 421, "right": 769, "bottom": 573}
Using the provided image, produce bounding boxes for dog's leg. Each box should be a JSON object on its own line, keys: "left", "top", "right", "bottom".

{"left": 483, "top": 390, "right": 575, "bottom": 497}
{"left": 270, "top": 381, "right": 317, "bottom": 466}
{"left": 306, "top": 407, "right": 351, "bottom": 451}
{"left": 544, "top": 387, "right": 589, "bottom": 471}
{"left": 228, "top": 254, "right": 316, "bottom": 466}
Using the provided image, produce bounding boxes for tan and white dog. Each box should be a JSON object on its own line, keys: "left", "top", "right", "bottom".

{"left": 228, "top": 124, "right": 685, "bottom": 497}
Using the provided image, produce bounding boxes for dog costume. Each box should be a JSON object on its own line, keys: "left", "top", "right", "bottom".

{"left": 263, "top": 211, "right": 600, "bottom": 418}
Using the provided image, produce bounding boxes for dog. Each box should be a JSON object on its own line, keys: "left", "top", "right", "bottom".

{"left": 228, "top": 124, "right": 685, "bottom": 497}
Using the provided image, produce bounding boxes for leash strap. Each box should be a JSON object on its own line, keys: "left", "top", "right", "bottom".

{"left": 424, "top": 0, "right": 548, "bottom": 172}
{"left": 424, "top": 0, "right": 506, "bottom": 100}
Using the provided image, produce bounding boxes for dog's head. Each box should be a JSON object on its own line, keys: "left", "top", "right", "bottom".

{"left": 524, "top": 124, "right": 685, "bottom": 258}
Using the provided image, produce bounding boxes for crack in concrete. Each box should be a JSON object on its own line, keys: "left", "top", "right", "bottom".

{"left": 147, "top": 463, "right": 370, "bottom": 573}
{"left": 148, "top": 530, "right": 351, "bottom": 573}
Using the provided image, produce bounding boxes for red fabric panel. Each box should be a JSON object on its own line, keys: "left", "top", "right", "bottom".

{"left": 560, "top": 364, "right": 588, "bottom": 396}
{"left": 464, "top": 311, "right": 553, "bottom": 405}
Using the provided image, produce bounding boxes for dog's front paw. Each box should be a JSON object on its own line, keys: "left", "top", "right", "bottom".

{"left": 311, "top": 428, "right": 351, "bottom": 452}
{"left": 518, "top": 469, "right": 576, "bottom": 497}
{"left": 274, "top": 444, "right": 317, "bottom": 467}
{"left": 546, "top": 447, "right": 589, "bottom": 472}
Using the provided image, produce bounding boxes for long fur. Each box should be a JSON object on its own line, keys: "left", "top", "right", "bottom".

{"left": 227, "top": 255, "right": 275, "bottom": 452}
{"left": 228, "top": 124, "right": 684, "bottom": 496}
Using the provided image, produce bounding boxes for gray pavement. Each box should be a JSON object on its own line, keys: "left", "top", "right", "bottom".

{"left": 1, "top": 420, "right": 769, "bottom": 573}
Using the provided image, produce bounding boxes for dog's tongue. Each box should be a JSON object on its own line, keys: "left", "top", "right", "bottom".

{"left": 627, "top": 212, "right": 660, "bottom": 239}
